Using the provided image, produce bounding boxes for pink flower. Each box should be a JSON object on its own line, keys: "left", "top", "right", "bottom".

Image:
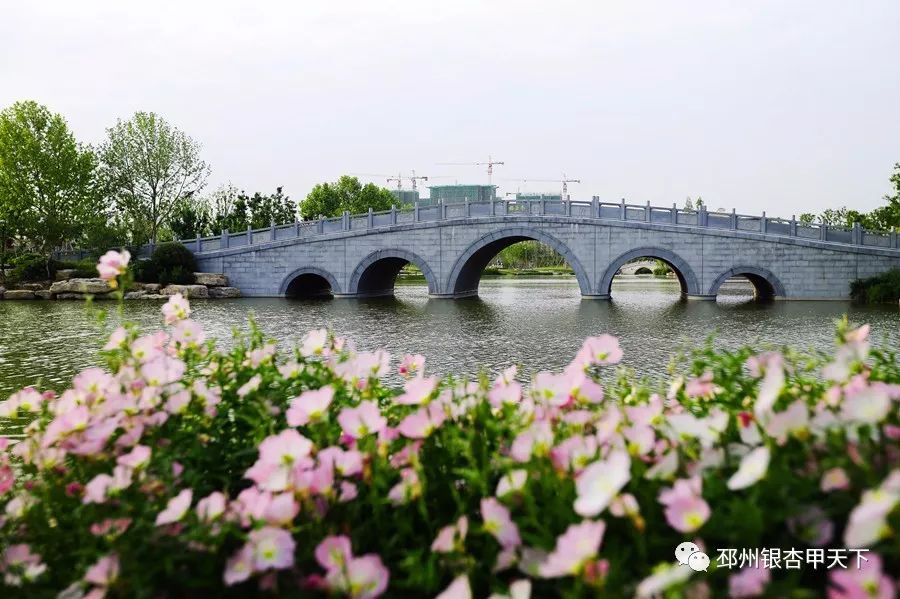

{"left": 84, "top": 553, "right": 120, "bottom": 586}
{"left": 97, "top": 250, "right": 130, "bottom": 282}
{"left": 489, "top": 380, "right": 522, "bottom": 408}
{"left": 117, "top": 445, "right": 151, "bottom": 470}
{"left": 338, "top": 401, "right": 387, "bottom": 438}
{"left": 540, "top": 520, "right": 606, "bottom": 577}
{"left": 395, "top": 375, "right": 438, "bottom": 405}
{"left": 223, "top": 544, "right": 254, "bottom": 586}
{"left": 510, "top": 421, "right": 554, "bottom": 462}
{"left": 316, "top": 535, "right": 353, "bottom": 570}
{"left": 339, "top": 481, "right": 358, "bottom": 502}
{"left": 172, "top": 319, "right": 205, "bottom": 347}
{"left": 0, "top": 463, "right": 14, "bottom": 496}
{"left": 245, "top": 429, "right": 314, "bottom": 492}
{"left": 398, "top": 354, "right": 425, "bottom": 378}
{"left": 841, "top": 386, "right": 891, "bottom": 425}
{"left": 300, "top": 328, "right": 329, "bottom": 357}
{"left": 196, "top": 491, "right": 226, "bottom": 522}
{"left": 398, "top": 403, "right": 446, "bottom": 439}
{"left": 764, "top": 400, "right": 808, "bottom": 444}
{"left": 83, "top": 469, "right": 133, "bottom": 505}
{"left": 263, "top": 492, "right": 299, "bottom": 525}
{"left": 249, "top": 526, "right": 296, "bottom": 571}
{"left": 161, "top": 293, "right": 190, "bottom": 325}
{"left": 729, "top": 567, "right": 770, "bottom": 598}
{"left": 155, "top": 489, "right": 193, "bottom": 525}
{"left": 140, "top": 356, "right": 186, "bottom": 387}
{"left": 431, "top": 516, "right": 468, "bottom": 553}
{"left": 481, "top": 497, "right": 521, "bottom": 548}
{"left": 436, "top": 575, "right": 471, "bottom": 599}
{"left": 726, "top": 446, "right": 771, "bottom": 490}
{"left": 574, "top": 450, "right": 631, "bottom": 517}
{"left": 685, "top": 371, "right": 717, "bottom": 398}
{"left": 237, "top": 374, "right": 262, "bottom": 398}
{"left": 387, "top": 468, "right": 421, "bottom": 505}
{"left": 340, "top": 554, "right": 390, "bottom": 599}
{"left": 821, "top": 468, "right": 851, "bottom": 492}
{"left": 104, "top": 326, "right": 128, "bottom": 350}
{"left": 659, "top": 477, "right": 710, "bottom": 533}
{"left": 286, "top": 387, "right": 335, "bottom": 426}
{"left": 828, "top": 553, "right": 894, "bottom": 599}
{"left": 165, "top": 389, "right": 192, "bottom": 414}
{"left": 572, "top": 334, "right": 623, "bottom": 369}
{"left": 788, "top": 506, "right": 834, "bottom": 546}
{"left": 496, "top": 470, "right": 528, "bottom": 497}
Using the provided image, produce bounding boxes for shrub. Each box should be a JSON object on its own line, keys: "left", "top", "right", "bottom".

{"left": 6, "top": 254, "right": 59, "bottom": 283}
{"left": 851, "top": 268, "right": 900, "bottom": 303}
{"left": 58, "top": 258, "right": 103, "bottom": 279}
{"left": 147, "top": 242, "right": 197, "bottom": 286}
{"left": 0, "top": 290, "right": 898, "bottom": 596}
{"left": 130, "top": 259, "right": 159, "bottom": 284}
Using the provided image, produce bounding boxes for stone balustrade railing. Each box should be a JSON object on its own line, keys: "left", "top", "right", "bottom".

{"left": 55, "top": 198, "right": 900, "bottom": 261}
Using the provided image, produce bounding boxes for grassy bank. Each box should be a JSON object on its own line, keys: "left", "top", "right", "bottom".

{"left": 851, "top": 268, "right": 900, "bottom": 303}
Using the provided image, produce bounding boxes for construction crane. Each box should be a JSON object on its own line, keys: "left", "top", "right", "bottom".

{"left": 437, "top": 155, "right": 505, "bottom": 185}
{"left": 504, "top": 174, "right": 581, "bottom": 200}
{"left": 387, "top": 170, "right": 429, "bottom": 192}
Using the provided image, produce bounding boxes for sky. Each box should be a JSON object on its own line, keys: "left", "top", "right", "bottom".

{"left": 2, "top": 1, "right": 899, "bottom": 217}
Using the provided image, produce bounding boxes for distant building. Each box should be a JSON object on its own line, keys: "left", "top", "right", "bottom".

{"left": 515, "top": 192, "right": 563, "bottom": 202}
{"left": 426, "top": 184, "right": 497, "bottom": 205}
{"left": 390, "top": 189, "right": 419, "bottom": 206}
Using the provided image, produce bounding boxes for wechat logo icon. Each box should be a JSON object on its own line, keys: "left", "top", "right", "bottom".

{"left": 675, "top": 542, "right": 710, "bottom": 572}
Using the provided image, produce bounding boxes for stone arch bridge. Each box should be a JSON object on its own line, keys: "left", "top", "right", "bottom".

{"left": 181, "top": 199, "right": 900, "bottom": 300}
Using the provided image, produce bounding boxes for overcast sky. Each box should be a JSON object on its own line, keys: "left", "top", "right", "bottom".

{"left": 3, "top": 1, "right": 899, "bottom": 216}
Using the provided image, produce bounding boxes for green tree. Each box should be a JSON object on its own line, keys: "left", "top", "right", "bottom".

{"left": 98, "top": 112, "right": 210, "bottom": 244}
{"left": 799, "top": 213, "right": 816, "bottom": 224}
{"left": 300, "top": 175, "right": 394, "bottom": 220}
{"left": 169, "top": 194, "right": 212, "bottom": 240}
{"left": 0, "top": 101, "right": 98, "bottom": 269}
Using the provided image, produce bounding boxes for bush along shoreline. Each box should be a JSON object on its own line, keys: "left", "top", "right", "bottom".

{"left": 851, "top": 268, "right": 900, "bottom": 304}
{"left": 0, "top": 243, "right": 240, "bottom": 301}
{"left": 0, "top": 253, "right": 898, "bottom": 597}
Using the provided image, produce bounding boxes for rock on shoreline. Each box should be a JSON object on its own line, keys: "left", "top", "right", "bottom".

{"left": 0, "top": 272, "right": 241, "bottom": 301}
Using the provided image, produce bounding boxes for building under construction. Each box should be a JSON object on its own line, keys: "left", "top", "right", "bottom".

{"left": 427, "top": 184, "right": 497, "bottom": 205}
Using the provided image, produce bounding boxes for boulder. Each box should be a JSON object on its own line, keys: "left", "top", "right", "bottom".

{"left": 5, "top": 289, "right": 35, "bottom": 300}
{"left": 0, "top": 286, "right": 4, "bottom": 299}
{"left": 208, "top": 286, "right": 242, "bottom": 299}
{"left": 143, "top": 283, "right": 161, "bottom": 293}
{"left": 49, "top": 278, "right": 113, "bottom": 295}
{"left": 142, "top": 294, "right": 169, "bottom": 300}
{"left": 124, "top": 291, "right": 146, "bottom": 300}
{"left": 55, "top": 269, "right": 78, "bottom": 281}
{"left": 35, "top": 290, "right": 52, "bottom": 300}
{"left": 55, "top": 293, "right": 83, "bottom": 300}
{"left": 161, "top": 284, "right": 208, "bottom": 299}
{"left": 20, "top": 282, "right": 46, "bottom": 291}
{"left": 194, "top": 272, "right": 228, "bottom": 287}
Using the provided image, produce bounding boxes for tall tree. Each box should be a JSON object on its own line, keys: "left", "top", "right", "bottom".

{"left": 300, "top": 175, "right": 394, "bottom": 220}
{"left": 98, "top": 112, "right": 210, "bottom": 244}
{"left": 0, "top": 100, "right": 97, "bottom": 265}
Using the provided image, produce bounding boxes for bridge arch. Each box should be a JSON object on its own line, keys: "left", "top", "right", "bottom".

{"left": 707, "top": 266, "right": 785, "bottom": 300}
{"left": 348, "top": 249, "right": 439, "bottom": 297}
{"left": 279, "top": 266, "right": 342, "bottom": 298}
{"left": 445, "top": 227, "right": 593, "bottom": 298}
{"left": 599, "top": 247, "right": 701, "bottom": 297}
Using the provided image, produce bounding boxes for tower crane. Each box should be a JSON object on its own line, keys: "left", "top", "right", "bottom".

{"left": 388, "top": 170, "right": 429, "bottom": 191}
{"left": 437, "top": 155, "right": 505, "bottom": 185}
{"left": 504, "top": 174, "right": 581, "bottom": 200}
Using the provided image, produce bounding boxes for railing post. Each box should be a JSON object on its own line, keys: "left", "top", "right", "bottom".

{"left": 293, "top": 215, "right": 300, "bottom": 238}
{"left": 440, "top": 200, "right": 446, "bottom": 220}
{"left": 565, "top": 199, "right": 571, "bottom": 217}
{"left": 414, "top": 201, "right": 420, "bottom": 222}
{"left": 270, "top": 220, "right": 276, "bottom": 241}
{"left": 247, "top": 224, "right": 253, "bottom": 245}
{"left": 760, "top": 211, "right": 768, "bottom": 234}
{"left": 390, "top": 204, "right": 397, "bottom": 225}
{"left": 671, "top": 202, "right": 678, "bottom": 224}
{"left": 619, "top": 198, "right": 626, "bottom": 220}
{"left": 730, "top": 208, "right": 737, "bottom": 230}
{"left": 540, "top": 198, "right": 546, "bottom": 215}
{"left": 591, "top": 196, "right": 599, "bottom": 218}
{"left": 465, "top": 198, "right": 470, "bottom": 218}
{"left": 820, "top": 222, "right": 827, "bottom": 241}
{"left": 368, "top": 207, "right": 374, "bottom": 228}
{"left": 853, "top": 222, "right": 861, "bottom": 245}
{"left": 222, "top": 229, "right": 230, "bottom": 249}
{"left": 699, "top": 205, "right": 708, "bottom": 227}
{"left": 790, "top": 215, "right": 797, "bottom": 237}
{"left": 342, "top": 211, "right": 350, "bottom": 231}
{"left": 194, "top": 234, "right": 201, "bottom": 253}
{"left": 890, "top": 227, "right": 897, "bottom": 249}
{"left": 644, "top": 201, "right": 651, "bottom": 222}
{"left": 502, "top": 199, "right": 508, "bottom": 216}
{"left": 490, "top": 199, "right": 496, "bottom": 216}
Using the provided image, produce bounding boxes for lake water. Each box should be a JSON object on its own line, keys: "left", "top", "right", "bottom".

{"left": 2, "top": 277, "right": 898, "bottom": 402}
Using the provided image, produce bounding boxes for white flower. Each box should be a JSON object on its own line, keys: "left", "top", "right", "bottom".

{"left": 727, "top": 446, "right": 771, "bottom": 491}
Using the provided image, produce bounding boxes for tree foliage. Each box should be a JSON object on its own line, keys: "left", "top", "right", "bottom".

{"left": 0, "top": 100, "right": 97, "bottom": 266}
{"left": 98, "top": 112, "right": 209, "bottom": 244}
{"left": 169, "top": 185, "right": 297, "bottom": 239}
{"left": 804, "top": 164, "right": 900, "bottom": 231}
{"left": 300, "top": 175, "right": 394, "bottom": 220}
